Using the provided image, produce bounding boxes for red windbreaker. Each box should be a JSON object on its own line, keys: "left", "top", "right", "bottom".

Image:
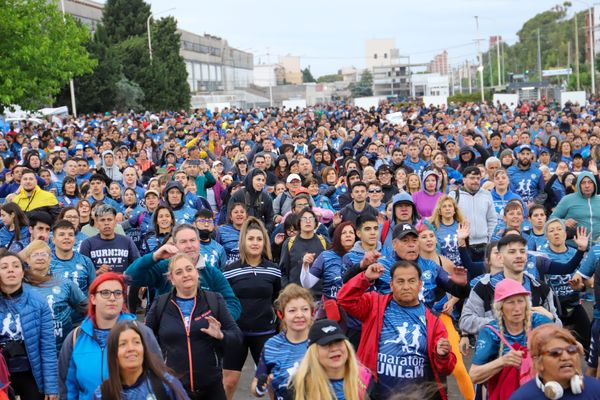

{"left": 337, "top": 272, "right": 457, "bottom": 400}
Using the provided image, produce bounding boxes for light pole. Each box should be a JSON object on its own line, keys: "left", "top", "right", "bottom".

{"left": 147, "top": 8, "right": 175, "bottom": 64}
{"left": 60, "top": 0, "right": 77, "bottom": 117}
{"left": 475, "top": 16, "right": 485, "bottom": 102}
{"left": 589, "top": 6, "right": 596, "bottom": 94}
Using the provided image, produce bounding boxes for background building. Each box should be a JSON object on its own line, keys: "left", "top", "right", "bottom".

{"left": 427, "top": 51, "right": 449, "bottom": 76}
{"left": 372, "top": 64, "right": 410, "bottom": 97}
{"left": 365, "top": 39, "right": 398, "bottom": 70}
{"left": 411, "top": 73, "right": 449, "bottom": 97}
{"left": 61, "top": 0, "right": 253, "bottom": 95}
{"left": 253, "top": 64, "right": 285, "bottom": 87}
{"left": 279, "top": 55, "right": 303, "bottom": 84}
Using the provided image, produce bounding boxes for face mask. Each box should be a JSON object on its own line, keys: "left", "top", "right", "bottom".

{"left": 198, "top": 229, "right": 212, "bottom": 240}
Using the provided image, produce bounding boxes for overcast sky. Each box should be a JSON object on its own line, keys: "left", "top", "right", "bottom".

{"left": 100, "top": 0, "right": 592, "bottom": 76}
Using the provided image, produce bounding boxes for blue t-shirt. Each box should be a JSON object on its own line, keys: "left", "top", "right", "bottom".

{"left": 538, "top": 246, "right": 578, "bottom": 302}
{"left": 26, "top": 278, "right": 86, "bottom": 351}
{"left": 215, "top": 224, "right": 241, "bottom": 266}
{"left": 309, "top": 250, "right": 343, "bottom": 299}
{"left": 50, "top": 252, "right": 96, "bottom": 296}
{"left": 175, "top": 297, "right": 195, "bottom": 329}
{"left": 376, "top": 301, "right": 432, "bottom": 398}
{"left": 330, "top": 379, "right": 346, "bottom": 400}
{"left": 79, "top": 234, "right": 141, "bottom": 274}
{"left": 256, "top": 332, "right": 308, "bottom": 400}
{"left": 472, "top": 313, "right": 553, "bottom": 365}
{"left": 435, "top": 222, "right": 461, "bottom": 266}
{"left": 201, "top": 239, "right": 228, "bottom": 271}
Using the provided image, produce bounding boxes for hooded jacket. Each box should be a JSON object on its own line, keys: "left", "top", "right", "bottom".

{"left": 380, "top": 192, "right": 419, "bottom": 257}
{"left": 228, "top": 169, "right": 274, "bottom": 231}
{"left": 411, "top": 170, "right": 442, "bottom": 218}
{"left": 164, "top": 181, "right": 196, "bottom": 224}
{"left": 551, "top": 171, "right": 600, "bottom": 241}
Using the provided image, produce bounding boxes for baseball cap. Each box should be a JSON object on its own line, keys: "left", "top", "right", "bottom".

{"left": 75, "top": 144, "right": 84, "bottom": 150}
{"left": 286, "top": 173, "right": 302, "bottom": 183}
{"left": 392, "top": 223, "right": 418, "bottom": 240}
{"left": 308, "top": 319, "right": 347, "bottom": 346}
{"left": 515, "top": 144, "right": 532, "bottom": 154}
{"left": 144, "top": 189, "right": 160, "bottom": 198}
{"left": 494, "top": 279, "right": 531, "bottom": 303}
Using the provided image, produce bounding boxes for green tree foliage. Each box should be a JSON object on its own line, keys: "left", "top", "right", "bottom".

{"left": 317, "top": 74, "right": 343, "bottom": 83}
{"left": 64, "top": 0, "right": 190, "bottom": 112}
{"left": 482, "top": 3, "right": 590, "bottom": 91}
{"left": 0, "top": 0, "right": 96, "bottom": 112}
{"left": 302, "top": 68, "right": 316, "bottom": 83}
{"left": 350, "top": 70, "right": 373, "bottom": 97}
{"left": 102, "top": 0, "right": 151, "bottom": 44}
{"left": 114, "top": 75, "right": 144, "bottom": 111}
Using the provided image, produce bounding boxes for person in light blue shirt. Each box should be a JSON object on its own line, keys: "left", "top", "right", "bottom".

{"left": 215, "top": 203, "right": 246, "bottom": 267}
{"left": 194, "top": 209, "right": 227, "bottom": 271}
{"left": 508, "top": 145, "right": 544, "bottom": 204}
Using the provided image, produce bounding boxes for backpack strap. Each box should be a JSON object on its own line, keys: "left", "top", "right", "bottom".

{"left": 149, "top": 293, "right": 171, "bottom": 340}
{"left": 485, "top": 324, "right": 513, "bottom": 349}
{"left": 380, "top": 220, "right": 391, "bottom": 244}
{"left": 72, "top": 326, "right": 80, "bottom": 348}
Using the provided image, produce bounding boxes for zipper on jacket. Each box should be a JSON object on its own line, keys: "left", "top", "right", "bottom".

{"left": 588, "top": 198, "right": 594, "bottom": 241}
{"left": 172, "top": 298, "right": 197, "bottom": 392}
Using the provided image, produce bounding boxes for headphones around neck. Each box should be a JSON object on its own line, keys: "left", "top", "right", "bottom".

{"left": 535, "top": 374, "right": 583, "bottom": 399}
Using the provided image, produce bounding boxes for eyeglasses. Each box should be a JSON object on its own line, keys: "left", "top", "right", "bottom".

{"left": 368, "top": 189, "right": 382, "bottom": 193}
{"left": 301, "top": 217, "right": 315, "bottom": 222}
{"left": 295, "top": 203, "right": 309, "bottom": 208}
{"left": 195, "top": 218, "right": 213, "bottom": 225}
{"left": 96, "top": 289, "right": 124, "bottom": 299}
{"left": 541, "top": 344, "right": 579, "bottom": 358}
{"left": 30, "top": 252, "right": 49, "bottom": 258}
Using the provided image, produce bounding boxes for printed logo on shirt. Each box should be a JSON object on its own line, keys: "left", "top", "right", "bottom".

{"left": 1, "top": 313, "right": 22, "bottom": 340}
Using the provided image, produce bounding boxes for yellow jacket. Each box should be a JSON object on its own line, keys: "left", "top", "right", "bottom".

{"left": 12, "top": 186, "right": 59, "bottom": 212}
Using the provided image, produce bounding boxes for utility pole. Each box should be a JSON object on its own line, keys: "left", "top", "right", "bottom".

{"left": 467, "top": 60, "right": 472, "bottom": 93}
{"left": 589, "top": 6, "right": 596, "bottom": 94}
{"left": 501, "top": 40, "right": 505, "bottom": 85}
{"left": 537, "top": 29, "right": 543, "bottom": 82}
{"left": 568, "top": 41, "right": 572, "bottom": 68}
{"left": 488, "top": 49, "right": 493, "bottom": 86}
{"left": 60, "top": 0, "right": 77, "bottom": 117}
{"left": 475, "top": 16, "right": 485, "bottom": 102}
{"left": 496, "top": 36, "right": 501, "bottom": 86}
{"left": 575, "top": 13, "right": 581, "bottom": 90}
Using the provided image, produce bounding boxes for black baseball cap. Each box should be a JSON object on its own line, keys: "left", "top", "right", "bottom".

{"left": 308, "top": 319, "right": 347, "bottom": 346}
{"left": 392, "top": 223, "right": 418, "bottom": 240}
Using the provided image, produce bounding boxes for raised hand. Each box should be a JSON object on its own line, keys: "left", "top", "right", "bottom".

{"left": 153, "top": 243, "right": 179, "bottom": 261}
{"left": 574, "top": 226, "right": 590, "bottom": 251}
{"left": 360, "top": 250, "right": 381, "bottom": 270}
{"left": 364, "top": 263, "right": 385, "bottom": 282}
{"left": 457, "top": 222, "right": 470, "bottom": 243}
{"left": 450, "top": 266, "right": 468, "bottom": 286}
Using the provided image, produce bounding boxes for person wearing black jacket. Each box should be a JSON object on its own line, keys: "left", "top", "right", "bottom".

{"left": 145, "top": 253, "right": 242, "bottom": 400}
{"left": 222, "top": 217, "right": 281, "bottom": 399}
{"left": 227, "top": 169, "right": 274, "bottom": 232}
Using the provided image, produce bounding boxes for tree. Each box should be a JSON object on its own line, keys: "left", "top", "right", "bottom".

{"left": 0, "top": 0, "right": 96, "bottom": 112}
{"left": 102, "top": 0, "right": 151, "bottom": 44}
{"left": 302, "top": 68, "right": 316, "bottom": 83}
{"left": 114, "top": 75, "right": 144, "bottom": 111}
{"left": 317, "top": 74, "right": 343, "bottom": 83}
{"left": 350, "top": 70, "right": 373, "bottom": 97}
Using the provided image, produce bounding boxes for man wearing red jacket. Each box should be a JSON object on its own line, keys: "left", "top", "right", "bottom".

{"left": 337, "top": 259, "right": 457, "bottom": 400}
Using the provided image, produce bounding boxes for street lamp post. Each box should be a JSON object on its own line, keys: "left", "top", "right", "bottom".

{"left": 60, "top": 0, "right": 77, "bottom": 117}
{"left": 146, "top": 8, "right": 176, "bottom": 65}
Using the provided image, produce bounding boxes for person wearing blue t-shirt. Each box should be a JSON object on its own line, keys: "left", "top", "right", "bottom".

{"left": 253, "top": 284, "right": 313, "bottom": 400}
{"left": 194, "top": 209, "right": 227, "bottom": 271}
{"left": 508, "top": 145, "right": 544, "bottom": 205}
{"left": 403, "top": 143, "right": 427, "bottom": 177}
{"left": 215, "top": 203, "right": 247, "bottom": 267}
{"left": 469, "top": 279, "right": 553, "bottom": 398}
{"left": 301, "top": 222, "right": 356, "bottom": 301}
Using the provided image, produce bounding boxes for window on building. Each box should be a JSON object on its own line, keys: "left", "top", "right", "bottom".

{"left": 384, "top": 53, "right": 388, "bottom": 59}
{"left": 374, "top": 54, "right": 378, "bottom": 59}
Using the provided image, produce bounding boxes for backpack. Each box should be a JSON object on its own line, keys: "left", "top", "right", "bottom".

{"left": 380, "top": 219, "right": 391, "bottom": 244}
{"left": 287, "top": 234, "right": 327, "bottom": 251}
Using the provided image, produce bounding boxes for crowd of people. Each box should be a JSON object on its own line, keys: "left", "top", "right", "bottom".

{"left": 0, "top": 99, "right": 599, "bottom": 399}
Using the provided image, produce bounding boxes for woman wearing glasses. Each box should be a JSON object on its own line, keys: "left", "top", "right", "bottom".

{"left": 20, "top": 240, "right": 88, "bottom": 352}
{"left": 511, "top": 324, "right": 600, "bottom": 400}
{"left": 59, "top": 273, "right": 162, "bottom": 400}
{"left": 0, "top": 249, "right": 58, "bottom": 399}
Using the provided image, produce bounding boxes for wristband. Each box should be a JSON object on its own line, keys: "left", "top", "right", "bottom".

{"left": 255, "top": 386, "right": 267, "bottom": 397}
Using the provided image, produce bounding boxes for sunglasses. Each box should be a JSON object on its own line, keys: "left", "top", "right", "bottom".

{"left": 541, "top": 344, "right": 579, "bottom": 358}
{"left": 368, "top": 189, "right": 382, "bottom": 193}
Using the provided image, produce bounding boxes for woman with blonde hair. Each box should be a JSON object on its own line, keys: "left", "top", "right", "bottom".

{"left": 470, "top": 279, "right": 554, "bottom": 399}
{"left": 251, "top": 284, "right": 314, "bottom": 399}
{"left": 222, "top": 217, "right": 281, "bottom": 399}
{"left": 428, "top": 195, "right": 466, "bottom": 267}
{"left": 20, "top": 240, "right": 87, "bottom": 352}
{"left": 291, "top": 319, "right": 373, "bottom": 400}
